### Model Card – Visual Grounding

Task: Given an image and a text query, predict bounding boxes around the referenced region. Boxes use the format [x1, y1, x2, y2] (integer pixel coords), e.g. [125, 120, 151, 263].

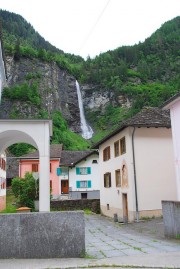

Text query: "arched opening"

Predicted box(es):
[0, 119, 52, 212]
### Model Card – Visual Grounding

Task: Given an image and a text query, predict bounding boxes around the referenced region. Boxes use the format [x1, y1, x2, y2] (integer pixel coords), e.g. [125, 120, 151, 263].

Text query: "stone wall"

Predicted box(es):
[162, 200, 180, 238]
[51, 199, 100, 214]
[0, 211, 85, 258]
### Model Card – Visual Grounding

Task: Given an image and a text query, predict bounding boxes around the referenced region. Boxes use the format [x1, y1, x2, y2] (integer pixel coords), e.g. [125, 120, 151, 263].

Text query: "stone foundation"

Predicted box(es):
[0, 211, 85, 258]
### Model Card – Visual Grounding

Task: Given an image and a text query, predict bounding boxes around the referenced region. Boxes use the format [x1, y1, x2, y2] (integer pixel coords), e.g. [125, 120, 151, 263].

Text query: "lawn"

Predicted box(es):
[0, 188, 17, 213]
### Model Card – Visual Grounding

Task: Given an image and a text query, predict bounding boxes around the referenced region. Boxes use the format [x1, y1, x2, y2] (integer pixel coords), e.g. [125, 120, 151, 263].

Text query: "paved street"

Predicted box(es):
[0, 213, 180, 269]
[85, 213, 180, 259]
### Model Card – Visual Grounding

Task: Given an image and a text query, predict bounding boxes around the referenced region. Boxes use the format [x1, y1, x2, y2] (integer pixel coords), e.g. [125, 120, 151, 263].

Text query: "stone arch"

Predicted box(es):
[0, 119, 52, 212]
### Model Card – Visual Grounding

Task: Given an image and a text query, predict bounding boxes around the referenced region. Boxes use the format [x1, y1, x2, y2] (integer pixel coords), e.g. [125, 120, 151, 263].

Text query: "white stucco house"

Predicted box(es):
[162, 91, 180, 200]
[57, 150, 100, 199]
[93, 107, 177, 222]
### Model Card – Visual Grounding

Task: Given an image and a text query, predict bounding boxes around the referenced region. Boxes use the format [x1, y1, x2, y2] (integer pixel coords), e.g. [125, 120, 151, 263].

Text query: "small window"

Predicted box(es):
[115, 169, 121, 187]
[76, 180, 92, 188]
[76, 167, 91, 175]
[114, 141, 120, 157]
[107, 204, 110, 210]
[120, 137, 126, 155]
[103, 146, 110, 161]
[104, 173, 111, 188]
[32, 163, 38, 172]
[81, 193, 87, 199]
[50, 163, 52, 173]
[92, 160, 98, 164]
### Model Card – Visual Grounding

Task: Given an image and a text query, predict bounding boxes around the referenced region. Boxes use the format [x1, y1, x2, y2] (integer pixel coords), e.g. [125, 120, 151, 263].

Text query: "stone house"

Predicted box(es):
[93, 107, 177, 222]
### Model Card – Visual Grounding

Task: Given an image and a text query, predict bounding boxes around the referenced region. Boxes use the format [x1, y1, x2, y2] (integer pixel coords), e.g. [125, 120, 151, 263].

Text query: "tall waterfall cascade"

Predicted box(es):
[75, 80, 93, 139]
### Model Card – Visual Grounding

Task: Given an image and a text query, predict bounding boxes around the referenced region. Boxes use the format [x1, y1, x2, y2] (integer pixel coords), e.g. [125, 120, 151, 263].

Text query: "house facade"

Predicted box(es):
[19, 144, 62, 199]
[163, 91, 180, 200]
[0, 152, 6, 211]
[58, 150, 100, 199]
[93, 107, 177, 222]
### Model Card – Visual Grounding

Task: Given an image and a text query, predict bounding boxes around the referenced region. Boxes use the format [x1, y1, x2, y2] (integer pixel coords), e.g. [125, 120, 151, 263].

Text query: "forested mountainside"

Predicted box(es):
[0, 9, 179, 155]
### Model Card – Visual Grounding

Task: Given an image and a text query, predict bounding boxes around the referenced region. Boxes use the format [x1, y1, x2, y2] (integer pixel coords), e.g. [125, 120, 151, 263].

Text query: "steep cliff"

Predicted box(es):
[0, 56, 82, 133]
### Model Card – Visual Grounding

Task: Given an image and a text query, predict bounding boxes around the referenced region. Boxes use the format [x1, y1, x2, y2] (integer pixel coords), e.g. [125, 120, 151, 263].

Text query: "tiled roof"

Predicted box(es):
[123, 107, 170, 127]
[60, 150, 98, 166]
[19, 144, 63, 159]
[161, 91, 180, 108]
[93, 107, 170, 148]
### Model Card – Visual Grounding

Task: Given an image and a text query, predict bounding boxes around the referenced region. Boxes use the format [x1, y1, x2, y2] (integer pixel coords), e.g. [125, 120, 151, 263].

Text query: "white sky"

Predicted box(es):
[0, 0, 179, 59]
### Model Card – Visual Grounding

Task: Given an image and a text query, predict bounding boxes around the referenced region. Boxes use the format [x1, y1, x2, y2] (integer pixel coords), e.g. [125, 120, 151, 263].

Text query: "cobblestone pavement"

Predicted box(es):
[85, 213, 180, 259]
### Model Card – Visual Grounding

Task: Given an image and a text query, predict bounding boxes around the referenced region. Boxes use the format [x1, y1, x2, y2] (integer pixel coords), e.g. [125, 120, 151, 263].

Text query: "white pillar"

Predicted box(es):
[39, 156, 50, 212]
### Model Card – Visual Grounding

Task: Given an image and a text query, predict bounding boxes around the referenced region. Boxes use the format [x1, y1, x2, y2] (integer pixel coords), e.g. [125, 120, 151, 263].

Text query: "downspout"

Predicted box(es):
[132, 127, 139, 222]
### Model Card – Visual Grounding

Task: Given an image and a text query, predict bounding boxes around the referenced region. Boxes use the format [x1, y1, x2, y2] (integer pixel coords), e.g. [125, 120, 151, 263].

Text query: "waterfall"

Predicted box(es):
[75, 80, 93, 139]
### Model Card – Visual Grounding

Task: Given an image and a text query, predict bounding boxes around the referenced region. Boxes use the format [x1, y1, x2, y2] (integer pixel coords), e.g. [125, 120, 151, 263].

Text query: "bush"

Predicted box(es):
[12, 172, 39, 209]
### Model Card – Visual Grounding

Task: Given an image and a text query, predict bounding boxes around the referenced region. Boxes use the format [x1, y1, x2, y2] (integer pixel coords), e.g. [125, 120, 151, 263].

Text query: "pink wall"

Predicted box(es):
[19, 159, 60, 197]
[0, 196, 6, 211]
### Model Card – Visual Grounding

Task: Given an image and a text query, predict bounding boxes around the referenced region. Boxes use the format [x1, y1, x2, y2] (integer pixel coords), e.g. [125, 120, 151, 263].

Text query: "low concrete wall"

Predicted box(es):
[0, 211, 85, 258]
[162, 200, 180, 238]
[51, 199, 100, 214]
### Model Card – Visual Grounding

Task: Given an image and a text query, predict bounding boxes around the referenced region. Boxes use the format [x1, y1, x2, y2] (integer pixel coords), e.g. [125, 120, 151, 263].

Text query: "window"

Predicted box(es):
[76, 180, 92, 188]
[76, 167, 91, 175]
[103, 146, 110, 161]
[57, 167, 68, 176]
[120, 137, 126, 155]
[92, 160, 98, 164]
[104, 173, 111, 188]
[32, 164, 38, 172]
[114, 141, 120, 157]
[107, 204, 110, 210]
[50, 180, 52, 189]
[115, 169, 121, 187]
[50, 163, 52, 173]
[81, 193, 87, 199]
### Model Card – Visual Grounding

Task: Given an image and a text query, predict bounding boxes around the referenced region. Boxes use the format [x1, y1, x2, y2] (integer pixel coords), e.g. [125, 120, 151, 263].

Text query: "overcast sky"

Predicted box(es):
[0, 0, 179, 59]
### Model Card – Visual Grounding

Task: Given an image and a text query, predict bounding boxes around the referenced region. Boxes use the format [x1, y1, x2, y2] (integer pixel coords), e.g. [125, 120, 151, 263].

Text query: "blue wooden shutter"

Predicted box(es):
[76, 181, 80, 188]
[76, 167, 80, 175]
[57, 168, 61, 176]
[87, 167, 91, 174]
[88, 180, 91, 188]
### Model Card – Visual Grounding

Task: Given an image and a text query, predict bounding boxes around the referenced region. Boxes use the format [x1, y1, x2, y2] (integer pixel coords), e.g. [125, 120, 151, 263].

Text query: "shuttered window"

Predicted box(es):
[32, 164, 38, 172]
[76, 180, 92, 188]
[104, 173, 111, 188]
[103, 146, 111, 161]
[76, 167, 91, 175]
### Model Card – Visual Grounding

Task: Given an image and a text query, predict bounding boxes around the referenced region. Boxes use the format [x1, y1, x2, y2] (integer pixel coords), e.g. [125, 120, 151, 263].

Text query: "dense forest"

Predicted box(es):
[0, 9, 179, 154]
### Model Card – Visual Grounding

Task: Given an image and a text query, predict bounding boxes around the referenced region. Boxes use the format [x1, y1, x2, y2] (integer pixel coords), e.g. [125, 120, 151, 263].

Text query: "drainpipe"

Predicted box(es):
[132, 127, 139, 222]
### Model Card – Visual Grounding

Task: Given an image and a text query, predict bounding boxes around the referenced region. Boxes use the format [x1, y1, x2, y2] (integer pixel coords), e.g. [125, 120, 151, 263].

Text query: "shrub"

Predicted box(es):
[12, 172, 39, 209]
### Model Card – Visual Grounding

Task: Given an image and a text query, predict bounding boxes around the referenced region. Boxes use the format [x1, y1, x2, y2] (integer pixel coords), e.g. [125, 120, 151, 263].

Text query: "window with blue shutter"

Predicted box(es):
[76, 181, 80, 188]
[87, 167, 91, 174]
[57, 168, 61, 176]
[88, 180, 92, 188]
[76, 167, 80, 175]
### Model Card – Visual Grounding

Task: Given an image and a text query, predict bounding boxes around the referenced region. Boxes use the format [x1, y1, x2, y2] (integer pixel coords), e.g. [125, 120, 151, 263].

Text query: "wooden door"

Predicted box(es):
[61, 180, 69, 194]
[122, 193, 128, 223]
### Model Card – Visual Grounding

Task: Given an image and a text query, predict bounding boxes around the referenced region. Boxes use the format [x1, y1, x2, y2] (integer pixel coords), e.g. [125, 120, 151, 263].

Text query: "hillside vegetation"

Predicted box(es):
[0, 9, 179, 153]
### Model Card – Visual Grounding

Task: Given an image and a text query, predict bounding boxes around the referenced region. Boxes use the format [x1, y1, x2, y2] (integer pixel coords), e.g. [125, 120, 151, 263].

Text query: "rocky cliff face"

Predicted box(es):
[1, 56, 81, 132]
[0, 56, 131, 134]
